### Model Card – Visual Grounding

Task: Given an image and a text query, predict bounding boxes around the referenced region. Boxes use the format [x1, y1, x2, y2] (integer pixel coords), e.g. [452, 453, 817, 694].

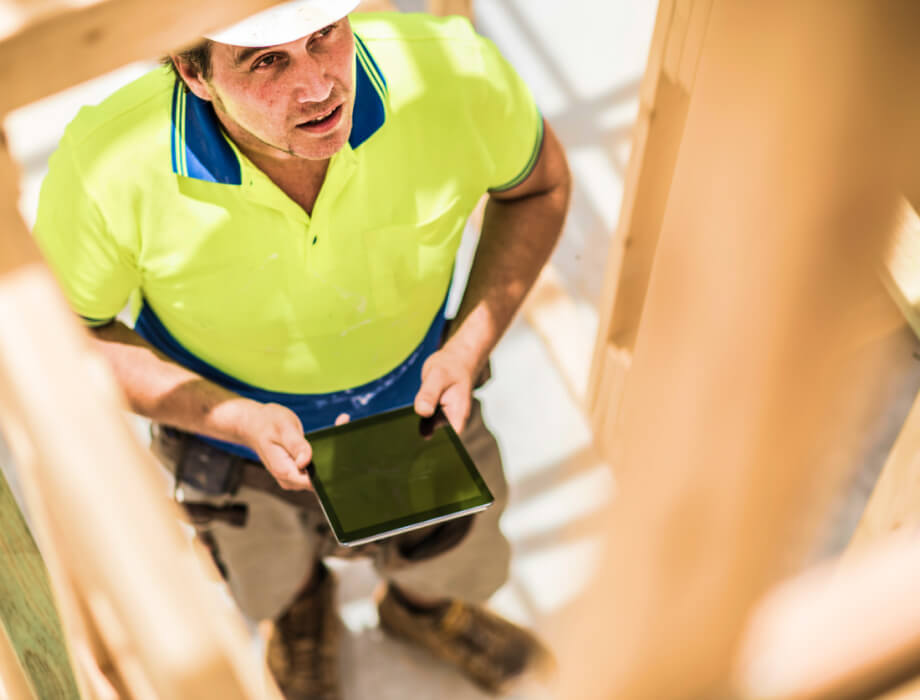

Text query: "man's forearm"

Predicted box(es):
[91, 321, 257, 443]
[447, 174, 571, 372]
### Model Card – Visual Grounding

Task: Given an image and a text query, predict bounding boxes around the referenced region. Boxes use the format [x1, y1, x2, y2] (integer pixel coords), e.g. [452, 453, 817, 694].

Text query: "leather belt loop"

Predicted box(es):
[168, 427, 191, 504]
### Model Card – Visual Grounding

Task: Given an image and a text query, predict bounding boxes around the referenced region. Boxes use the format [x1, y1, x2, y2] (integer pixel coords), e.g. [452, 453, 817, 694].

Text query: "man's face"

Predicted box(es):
[196, 19, 355, 162]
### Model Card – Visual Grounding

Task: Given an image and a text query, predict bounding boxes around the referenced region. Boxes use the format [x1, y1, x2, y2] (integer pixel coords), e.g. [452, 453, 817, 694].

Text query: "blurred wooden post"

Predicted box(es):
[356, 0, 398, 12]
[0, 618, 36, 700]
[561, 1, 920, 698]
[586, 0, 715, 460]
[0, 0, 337, 696]
[426, 0, 472, 20]
[0, 0, 284, 115]
[736, 534, 920, 700]
[848, 387, 920, 552]
[0, 466, 79, 698]
[845, 200, 920, 553]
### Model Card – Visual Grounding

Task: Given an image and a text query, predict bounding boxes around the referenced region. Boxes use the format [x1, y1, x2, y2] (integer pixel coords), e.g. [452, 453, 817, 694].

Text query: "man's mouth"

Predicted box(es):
[297, 104, 343, 132]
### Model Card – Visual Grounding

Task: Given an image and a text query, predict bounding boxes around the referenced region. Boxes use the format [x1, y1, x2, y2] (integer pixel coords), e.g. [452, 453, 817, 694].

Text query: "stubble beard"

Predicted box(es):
[212, 89, 350, 162]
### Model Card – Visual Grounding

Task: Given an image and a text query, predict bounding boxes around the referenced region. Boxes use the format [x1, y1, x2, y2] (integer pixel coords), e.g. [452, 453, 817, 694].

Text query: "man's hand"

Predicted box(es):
[238, 402, 313, 490]
[414, 343, 480, 434]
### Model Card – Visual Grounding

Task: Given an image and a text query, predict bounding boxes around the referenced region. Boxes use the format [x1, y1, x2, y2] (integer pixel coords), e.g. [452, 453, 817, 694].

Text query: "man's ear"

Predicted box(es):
[171, 56, 213, 103]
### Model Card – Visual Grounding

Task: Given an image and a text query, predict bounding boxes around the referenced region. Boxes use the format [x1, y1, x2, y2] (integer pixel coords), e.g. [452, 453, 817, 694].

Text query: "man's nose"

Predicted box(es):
[290, 56, 333, 104]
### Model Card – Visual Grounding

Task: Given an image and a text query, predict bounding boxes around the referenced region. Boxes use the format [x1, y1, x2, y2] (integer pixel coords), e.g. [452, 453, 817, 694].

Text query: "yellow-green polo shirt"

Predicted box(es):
[33, 12, 542, 443]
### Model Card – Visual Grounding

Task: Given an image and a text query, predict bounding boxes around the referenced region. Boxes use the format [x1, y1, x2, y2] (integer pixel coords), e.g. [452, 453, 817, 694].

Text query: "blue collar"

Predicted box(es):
[170, 32, 387, 185]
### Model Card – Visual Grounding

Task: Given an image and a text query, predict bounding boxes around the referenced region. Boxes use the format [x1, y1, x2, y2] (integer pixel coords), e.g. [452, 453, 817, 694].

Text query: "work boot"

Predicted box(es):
[377, 586, 555, 695]
[266, 562, 341, 700]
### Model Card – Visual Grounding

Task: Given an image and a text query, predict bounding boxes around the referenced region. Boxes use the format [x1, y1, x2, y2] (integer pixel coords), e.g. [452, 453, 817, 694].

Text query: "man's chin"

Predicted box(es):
[289, 132, 349, 161]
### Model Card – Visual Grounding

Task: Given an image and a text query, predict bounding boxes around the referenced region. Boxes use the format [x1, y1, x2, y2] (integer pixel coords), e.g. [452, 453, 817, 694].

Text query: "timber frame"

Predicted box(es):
[3, 0, 920, 698]
[564, 2, 920, 699]
[0, 1, 470, 697]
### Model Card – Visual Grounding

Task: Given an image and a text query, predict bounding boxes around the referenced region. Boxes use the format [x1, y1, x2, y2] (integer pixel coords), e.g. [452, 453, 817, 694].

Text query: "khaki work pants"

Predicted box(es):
[151, 399, 511, 622]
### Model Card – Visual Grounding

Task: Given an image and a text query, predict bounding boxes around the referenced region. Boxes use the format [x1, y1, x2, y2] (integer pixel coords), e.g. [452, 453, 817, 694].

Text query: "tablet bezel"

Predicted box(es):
[305, 406, 494, 546]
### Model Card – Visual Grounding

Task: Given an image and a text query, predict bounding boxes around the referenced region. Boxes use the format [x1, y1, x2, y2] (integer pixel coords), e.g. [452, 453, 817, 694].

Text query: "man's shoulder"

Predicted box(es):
[59, 66, 175, 173]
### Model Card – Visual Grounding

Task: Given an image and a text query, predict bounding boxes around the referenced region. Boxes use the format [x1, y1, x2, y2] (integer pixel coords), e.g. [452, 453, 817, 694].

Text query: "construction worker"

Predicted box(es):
[33, 0, 570, 696]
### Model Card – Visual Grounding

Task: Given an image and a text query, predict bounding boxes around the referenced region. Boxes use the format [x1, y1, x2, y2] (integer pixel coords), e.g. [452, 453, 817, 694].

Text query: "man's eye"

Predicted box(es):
[310, 23, 336, 45]
[253, 54, 277, 70]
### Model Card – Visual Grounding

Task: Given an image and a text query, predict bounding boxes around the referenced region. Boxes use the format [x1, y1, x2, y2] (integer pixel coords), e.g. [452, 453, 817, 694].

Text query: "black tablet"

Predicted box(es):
[304, 406, 494, 546]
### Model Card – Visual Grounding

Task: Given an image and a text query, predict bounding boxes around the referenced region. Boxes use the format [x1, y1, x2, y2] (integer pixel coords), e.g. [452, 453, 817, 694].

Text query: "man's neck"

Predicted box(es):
[214, 109, 331, 216]
[246, 150, 330, 216]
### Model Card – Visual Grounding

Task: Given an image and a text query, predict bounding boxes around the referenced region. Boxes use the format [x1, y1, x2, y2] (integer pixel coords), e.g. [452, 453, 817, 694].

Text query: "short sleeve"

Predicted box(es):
[473, 36, 544, 192]
[33, 136, 140, 327]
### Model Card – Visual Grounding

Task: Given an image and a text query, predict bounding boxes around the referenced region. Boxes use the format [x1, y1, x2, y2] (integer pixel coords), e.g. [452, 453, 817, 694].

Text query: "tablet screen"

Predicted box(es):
[305, 406, 493, 545]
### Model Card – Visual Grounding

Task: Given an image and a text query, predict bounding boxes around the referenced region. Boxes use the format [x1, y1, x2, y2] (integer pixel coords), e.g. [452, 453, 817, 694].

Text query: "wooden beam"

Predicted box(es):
[677, 0, 714, 92]
[878, 675, 920, 700]
[521, 266, 591, 407]
[586, 70, 692, 443]
[662, 0, 691, 83]
[848, 387, 920, 552]
[736, 535, 920, 700]
[586, 0, 705, 441]
[0, 467, 78, 698]
[356, 0, 398, 12]
[560, 1, 920, 697]
[0, 618, 35, 700]
[0, 0, 284, 114]
[426, 0, 473, 20]
[0, 139, 281, 697]
[881, 199, 920, 340]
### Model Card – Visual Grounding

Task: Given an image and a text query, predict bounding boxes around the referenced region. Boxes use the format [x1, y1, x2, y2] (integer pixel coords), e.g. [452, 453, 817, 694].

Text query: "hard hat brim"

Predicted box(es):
[205, 0, 361, 47]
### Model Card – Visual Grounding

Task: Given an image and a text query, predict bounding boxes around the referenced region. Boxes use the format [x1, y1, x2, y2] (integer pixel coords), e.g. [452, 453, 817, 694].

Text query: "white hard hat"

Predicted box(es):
[205, 0, 361, 47]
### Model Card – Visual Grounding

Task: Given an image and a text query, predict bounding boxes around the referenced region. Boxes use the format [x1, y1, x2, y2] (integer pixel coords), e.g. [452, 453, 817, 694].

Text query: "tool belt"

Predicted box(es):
[160, 358, 492, 534]
[163, 427, 314, 528]
[159, 424, 474, 560]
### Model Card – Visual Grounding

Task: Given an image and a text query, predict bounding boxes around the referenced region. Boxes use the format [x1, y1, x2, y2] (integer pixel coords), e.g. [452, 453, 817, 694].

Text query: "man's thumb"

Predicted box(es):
[280, 426, 311, 468]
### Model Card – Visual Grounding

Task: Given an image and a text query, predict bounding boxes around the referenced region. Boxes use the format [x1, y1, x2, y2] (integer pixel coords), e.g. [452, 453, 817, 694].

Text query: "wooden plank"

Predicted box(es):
[589, 342, 616, 453]
[521, 265, 591, 408]
[586, 72, 691, 419]
[356, 0, 398, 12]
[881, 199, 920, 339]
[0, 465, 78, 698]
[0, 0, 285, 114]
[846, 206, 920, 557]
[848, 389, 920, 552]
[639, 0, 677, 109]
[662, 0, 692, 82]
[677, 0, 714, 91]
[736, 535, 920, 700]
[0, 141, 282, 697]
[878, 675, 920, 700]
[593, 344, 631, 463]
[561, 0, 920, 696]
[586, 0, 693, 422]
[426, 0, 473, 20]
[0, 580, 37, 700]
[0, 269, 283, 698]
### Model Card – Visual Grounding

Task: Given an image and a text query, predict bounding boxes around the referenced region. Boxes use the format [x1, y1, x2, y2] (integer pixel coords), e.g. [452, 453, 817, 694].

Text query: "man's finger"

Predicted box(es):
[440, 385, 471, 434]
[276, 469, 313, 491]
[418, 408, 449, 438]
[335, 413, 351, 426]
[277, 421, 312, 469]
[415, 365, 448, 416]
[263, 443, 313, 490]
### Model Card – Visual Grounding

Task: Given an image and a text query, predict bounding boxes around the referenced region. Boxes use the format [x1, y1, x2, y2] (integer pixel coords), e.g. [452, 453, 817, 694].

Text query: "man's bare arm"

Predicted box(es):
[414, 120, 572, 431]
[92, 322, 313, 489]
